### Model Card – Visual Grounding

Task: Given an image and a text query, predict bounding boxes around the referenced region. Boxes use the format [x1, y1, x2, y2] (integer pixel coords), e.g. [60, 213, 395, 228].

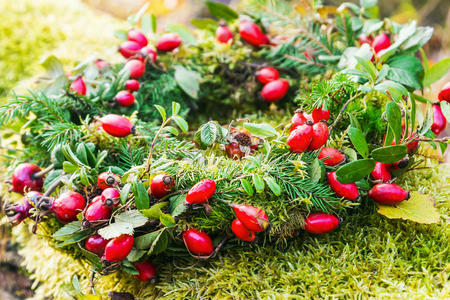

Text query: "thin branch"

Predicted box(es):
[329, 92, 363, 133]
[284, 54, 326, 68]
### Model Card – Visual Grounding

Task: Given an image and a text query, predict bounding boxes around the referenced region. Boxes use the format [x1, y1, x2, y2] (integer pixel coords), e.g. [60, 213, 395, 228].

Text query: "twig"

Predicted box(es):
[284, 54, 326, 68]
[414, 137, 450, 143]
[329, 92, 363, 133]
[32, 164, 54, 179]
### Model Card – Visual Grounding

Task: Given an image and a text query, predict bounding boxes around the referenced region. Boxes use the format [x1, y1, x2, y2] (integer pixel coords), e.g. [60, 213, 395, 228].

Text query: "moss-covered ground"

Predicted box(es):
[1, 0, 449, 299]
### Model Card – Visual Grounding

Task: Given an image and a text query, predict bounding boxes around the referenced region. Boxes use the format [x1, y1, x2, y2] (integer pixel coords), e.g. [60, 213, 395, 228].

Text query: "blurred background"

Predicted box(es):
[0, 0, 449, 299]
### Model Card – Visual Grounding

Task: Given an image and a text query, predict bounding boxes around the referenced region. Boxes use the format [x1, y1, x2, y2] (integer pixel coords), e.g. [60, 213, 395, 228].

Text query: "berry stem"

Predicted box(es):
[32, 164, 54, 179]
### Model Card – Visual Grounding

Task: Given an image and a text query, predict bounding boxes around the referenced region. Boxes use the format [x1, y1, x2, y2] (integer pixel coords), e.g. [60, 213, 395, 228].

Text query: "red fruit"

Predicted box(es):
[370, 162, 391, 183]
[127, 29, 148, 47]
[185, 179, 216, 204]
[261, 79, 289, 102]
[150, 174, 175, 198]
[239, 21, 269, 47]
[97, 171, 120, 190]
[104, 234, 134, 262]
[216, 24, 233, 43]
[95, 59, 109, 70]
[101, 188, 121, 207]
[11, 163, 44, 194]
[326, 172, 359, 201]
[312, 106, 330, 123]
[139, 47, 157, 63]
[438, 82, 450, 102]
[119, 41, 142, 58]
[84, 199, 112, 224]
[232, 203, 269, 232]
[431, 103, 447, 135]
[125, 79, 140, 92]
[406, 138, 419, 154]
[182, 228, 214, 256]
[70, 76, 87, 96]
[124, 59, 146, 79]
[225, 142, 245, 159]
[100, 114, 134, 137]
[368, 183, 409, 205]
[372, 33, 391, 53]
[286, 124, 313, 153]
[358, 34, 373, 45]
[256, 67, 279, 84]
[291, 111, 313, 132]
[231, 219, 256, 242]
[308, 121, 329, 151]
[156, 33, 182, 52]
[304, 212, 339, 234]
[134, 262, 157, 283]
[51, 191, 86, 223]
[318, 147, 345, 166]
[115, 90, 135, 107]
[85, 234, 109, 256]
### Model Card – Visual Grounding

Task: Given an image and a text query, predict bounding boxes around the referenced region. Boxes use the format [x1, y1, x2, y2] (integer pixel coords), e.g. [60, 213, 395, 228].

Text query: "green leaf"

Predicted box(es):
[241, 178, 254, 196]
[420, 103, 433, 135]
[114, 29, 128, 41]
[151, 14, 157, 33]
[132, 182, 150, 210]
[386, 102, 402, 144]
[169, 194, 187, 217]
[402, 26, 433, 52]
[154, 105, 166, 121]
[160, 213, 176, 227]
[172, 102, 181, 116]
[308, 158, 323, 184]
[98, 222, 134, 240]
[205, 1, 238, 21]
[141, 202, 168, 219]
[174, 65, 201, 99]
[123, 265, 139, 276]
[173, 116, 189, 132]
[374, 80, 408, 102]
[148, 230, 168, 255]
[441, 102, 450, 121]
[55, 230, 92, 248]
[164, 126, 179, 136]
[243, 123, 277, 138]
[167, 24, 196, 45]
[386, 55, 424, 90]
[423, 58, 450, 86]
[360, 0, 377, 9]
[200, 122, 218, 146]
[135, 231, 160, 249]
[377, 192, 440, 224]
[264, 176, 281, 196]
[371, 145, 408, 163]
[120, 183, 131, 205]
[40, 55, 65, 78]
[355, 56, 377, 82]
[63, 161, 78, 173]
[191, 18, 218, 30]
[336, 159, 376, 183]
[78, 245, 102, 271]
[362, 19, 383, 35]
[348, 127, 369, 158]
[72, 275, 82, 295]
[141, 14, 152, 35]
[53, 221, 82, 241]
[76, 143, 89, 165]
[127, 249, 146, 262]
[116, 210, 147, 228]
[344, 148, 358, 162]
[252, 173, 265, 193]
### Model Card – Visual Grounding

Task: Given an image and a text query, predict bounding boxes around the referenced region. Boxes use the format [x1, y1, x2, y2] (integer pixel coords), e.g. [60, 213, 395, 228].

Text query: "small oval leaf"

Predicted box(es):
[348, 127, 369, 158]
[371, 145, 408, 163]
[336, 159, 376, 183]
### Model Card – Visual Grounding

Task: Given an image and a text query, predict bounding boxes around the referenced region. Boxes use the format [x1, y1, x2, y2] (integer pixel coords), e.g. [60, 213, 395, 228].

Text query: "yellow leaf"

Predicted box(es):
[377, 192, 441, 224]
[77, 295, 101, 300]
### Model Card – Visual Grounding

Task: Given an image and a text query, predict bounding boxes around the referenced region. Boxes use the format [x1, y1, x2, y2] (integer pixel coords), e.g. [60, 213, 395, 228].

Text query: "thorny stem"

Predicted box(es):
[329, 92, 363, 133]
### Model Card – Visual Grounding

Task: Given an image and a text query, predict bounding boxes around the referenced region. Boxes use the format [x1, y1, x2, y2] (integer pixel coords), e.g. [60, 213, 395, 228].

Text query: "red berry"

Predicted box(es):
[431, 103, 447, 135]
[70, 76, 87, 96]
[286, 124, 313, 153]
[100, 114, 134, 137]
[261, 79, 289, 102]
[115, 90, 135, 107]
[182, 228, 214, 256]
[150, 174, 175, 198]
[326, 172, 359, 201]
[216, 24, 233, 43]
[85, 234, 109, 256]
[139, 47, 157, 63]
[101, 188, 121, 207]
[84, 198, 112, 224]
[97, 171, 120, 190]
[11, 163, 44, 194]
[125, 79, 140, 92]
[127, 29, 148, 47]
[304, 212, 339, 234]
[370, 162, 391, 183]
[134, 261, 157, 283]
[95, 59, 109, 70]
[239, 21, 269, 47]
[124, 59, 146, 79]
[405, 137, 419, 154]
[368, 183, 409, 205]
[119, 41, 142, 58]
[358, 34, 373, 45]
[256, 67, 279, 84]
[225, 142, 245, 159]
[308, 121, 329, 151]
[291, 110, 313, 132]
[312, 106, 330, 123]
[372, 33, 391, 53]
[318, 147, 345, 166]
[232, 203, 269, 232]
[51, 191, 86, 223]
[104, 234, 134, 262]
[156, 33, 182, 52]
[185, 179, 216, 204]
[231, 219, 256, 242]
[438, 82, 450, 103]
